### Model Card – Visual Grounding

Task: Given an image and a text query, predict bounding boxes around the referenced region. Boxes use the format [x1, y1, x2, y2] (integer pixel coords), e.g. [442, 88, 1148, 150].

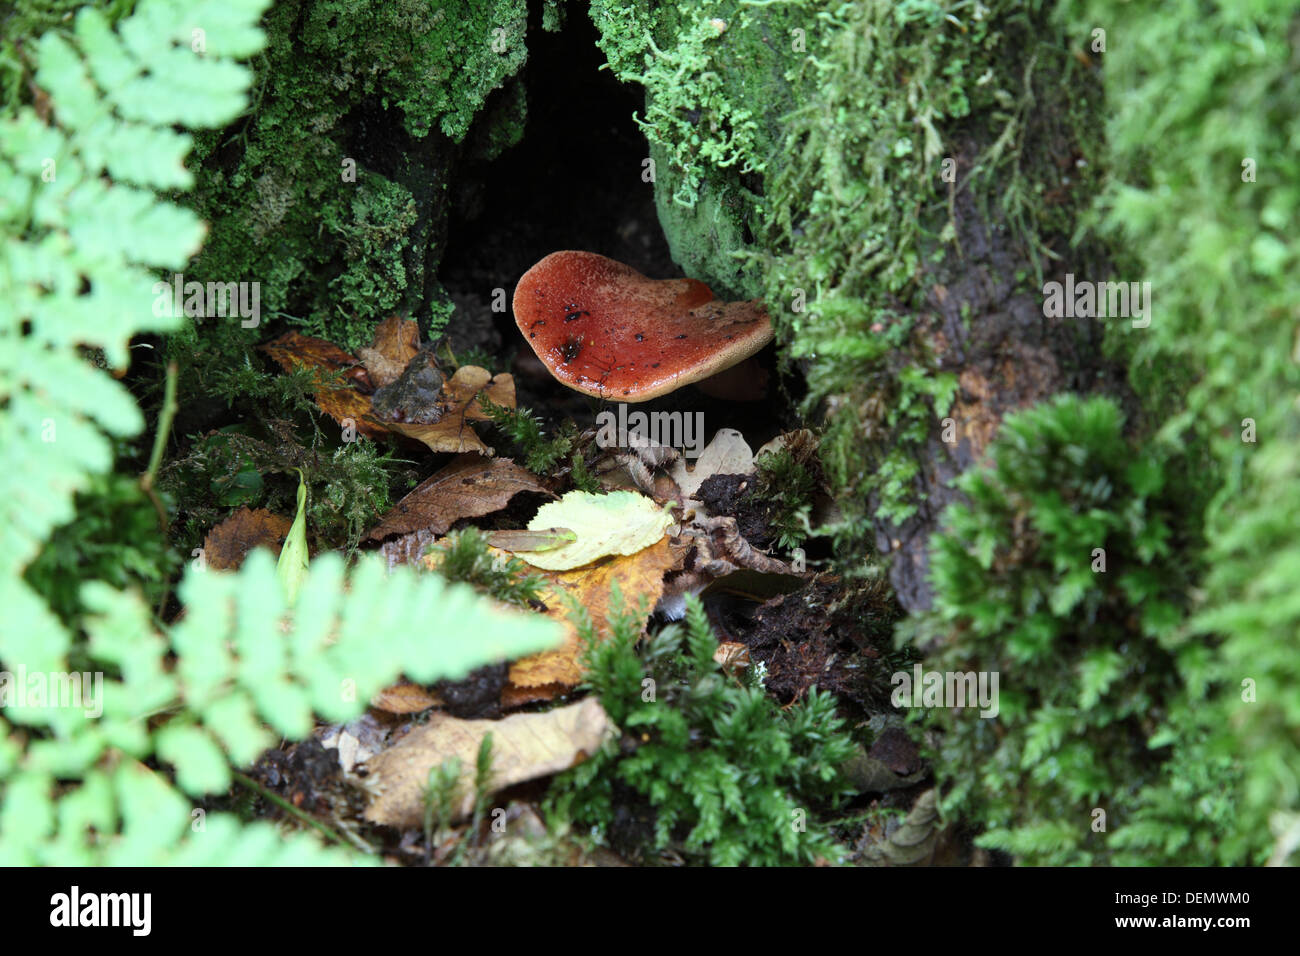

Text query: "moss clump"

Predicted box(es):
[549, 592, 856, 866]
[759, 3, 1108, 549]
[902, 394, 1252, 864]
[588, 0, 796, 297]
[1054, 0, 1300, 864]
[24, 468, 180, 629]
[186, 0, 530, 350]
[753, 436, 820, 552]
[159, 321, 410, 557]
[478, 396, 598, 490]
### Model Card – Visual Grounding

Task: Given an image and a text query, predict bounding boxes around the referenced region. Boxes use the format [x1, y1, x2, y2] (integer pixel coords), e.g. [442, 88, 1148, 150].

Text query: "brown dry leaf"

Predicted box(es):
[263, 331, 510, 453]
[713, 642, 751, 674]
[380, 367, 516, 455]
[506, 536, 676, 690]
[202, 507, 293, 570]
[383, 418, 492, 455]
[262, 329, 360, 374]
[364, 455, 551, 541]
[261, 331, 386, 438]
[356, 316, 420, 388]
[370, 681, 440, 715]
[363, 697, 613, 827]
[445, 366, 516, 421]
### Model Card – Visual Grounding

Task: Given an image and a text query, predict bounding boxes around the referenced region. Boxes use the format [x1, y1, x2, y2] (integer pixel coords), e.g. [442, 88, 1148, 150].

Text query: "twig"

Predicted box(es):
[139, 360, 178, 531]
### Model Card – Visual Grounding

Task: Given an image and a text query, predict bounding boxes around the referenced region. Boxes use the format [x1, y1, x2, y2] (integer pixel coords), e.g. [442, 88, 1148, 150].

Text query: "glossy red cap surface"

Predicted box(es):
[513, 251, 772, 402]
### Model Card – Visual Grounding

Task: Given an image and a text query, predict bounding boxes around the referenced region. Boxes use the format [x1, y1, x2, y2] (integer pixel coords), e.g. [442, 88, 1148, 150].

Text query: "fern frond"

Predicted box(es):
[0, 0, 561, 865]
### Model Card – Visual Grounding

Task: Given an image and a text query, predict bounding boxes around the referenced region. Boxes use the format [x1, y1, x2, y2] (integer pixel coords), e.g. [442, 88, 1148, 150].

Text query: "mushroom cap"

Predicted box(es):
[513, 251, 772, 402]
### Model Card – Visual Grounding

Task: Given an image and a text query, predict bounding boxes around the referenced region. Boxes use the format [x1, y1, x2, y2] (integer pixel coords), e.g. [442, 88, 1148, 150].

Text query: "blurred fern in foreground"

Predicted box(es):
[0, 0, 559, 865]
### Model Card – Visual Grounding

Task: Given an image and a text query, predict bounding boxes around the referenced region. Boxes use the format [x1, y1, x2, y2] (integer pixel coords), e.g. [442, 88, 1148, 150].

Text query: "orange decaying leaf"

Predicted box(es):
[261, 327, 516, 453]
[356, 316, 420, 388]
[503, 536, 677, 691]
[261, 331, 388, 438]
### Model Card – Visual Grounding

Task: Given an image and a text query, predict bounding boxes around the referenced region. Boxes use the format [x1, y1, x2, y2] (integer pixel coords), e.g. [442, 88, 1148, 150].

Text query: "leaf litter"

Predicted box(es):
[238, 320, 881, 861]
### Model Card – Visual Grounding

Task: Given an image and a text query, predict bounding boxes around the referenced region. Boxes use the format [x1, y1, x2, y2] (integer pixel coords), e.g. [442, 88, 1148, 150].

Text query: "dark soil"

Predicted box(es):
[696, 473, 772, 549]
[705, 576, 902, 716]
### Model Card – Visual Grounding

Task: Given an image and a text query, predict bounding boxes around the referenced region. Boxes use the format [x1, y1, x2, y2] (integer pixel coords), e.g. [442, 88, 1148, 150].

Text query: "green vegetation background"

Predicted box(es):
[1, 0, 1296, 864]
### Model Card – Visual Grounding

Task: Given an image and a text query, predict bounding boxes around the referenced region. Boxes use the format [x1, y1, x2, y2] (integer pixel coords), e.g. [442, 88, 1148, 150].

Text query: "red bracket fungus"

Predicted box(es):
[513, 251, 773, 402]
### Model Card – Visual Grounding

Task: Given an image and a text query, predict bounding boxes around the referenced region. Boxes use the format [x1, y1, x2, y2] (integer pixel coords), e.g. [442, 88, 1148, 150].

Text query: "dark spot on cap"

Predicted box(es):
[651, 362, 660, 368]
[635, 333, 644, 341]
[675, 334, 687, 340]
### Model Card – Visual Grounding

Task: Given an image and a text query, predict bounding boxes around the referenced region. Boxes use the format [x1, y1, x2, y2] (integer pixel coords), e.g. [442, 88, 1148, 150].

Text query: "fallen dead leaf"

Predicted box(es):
[263, 327, 512, 453]
[512, 490, 675, 571]
[261, 331, 385, 438]
[363, 697, 613, 827]
[669, 428, 754, 504]
[444, 365, 516, 421]
[370, 680, 441, 715]
[365, 455, 551, 541]
[499, 681, 569, 709]
[356, 316, 420, 389]
[504, 535, 676, 690]
[713, 642, 751, 674]
[202, 507, 293, 570]
[381, 367, 516, 455]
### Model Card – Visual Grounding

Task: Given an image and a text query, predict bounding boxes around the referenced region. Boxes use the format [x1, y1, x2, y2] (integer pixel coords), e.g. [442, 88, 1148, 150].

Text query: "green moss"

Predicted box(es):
[186, 0, 530, 351]
[651, 140, 762, 298]
[1056, 0, 1300, 864]
[429, 528, 547, 610]
[757, 3, 1106, 546]
[24, 468, 180, 629]
[479, 395, 597, 488]
[753, 439, 818, 551]
[159, 317, 413, 556]
[901, 394, 1252, 864]
[549, 591, 856, 866]
[588, 0, 795, 296]
[590, 1, 1106, 562]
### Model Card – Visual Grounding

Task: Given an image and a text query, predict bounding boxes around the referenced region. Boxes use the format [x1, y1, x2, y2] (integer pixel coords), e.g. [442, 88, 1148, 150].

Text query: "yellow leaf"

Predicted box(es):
[513, 490, 674, 570]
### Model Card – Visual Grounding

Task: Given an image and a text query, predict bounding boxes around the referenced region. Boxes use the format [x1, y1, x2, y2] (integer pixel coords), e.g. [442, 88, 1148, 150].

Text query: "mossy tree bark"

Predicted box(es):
[593, 1, 1126, 609]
